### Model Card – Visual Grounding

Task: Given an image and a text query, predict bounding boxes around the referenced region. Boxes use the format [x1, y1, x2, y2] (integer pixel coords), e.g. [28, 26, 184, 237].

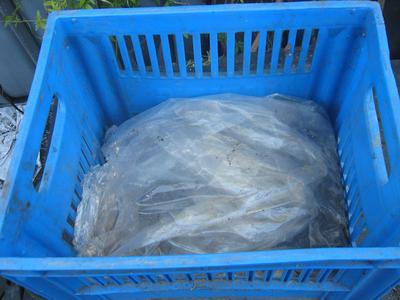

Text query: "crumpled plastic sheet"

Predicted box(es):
[74, 94, 348, 257]
[0, 106, 23, 189]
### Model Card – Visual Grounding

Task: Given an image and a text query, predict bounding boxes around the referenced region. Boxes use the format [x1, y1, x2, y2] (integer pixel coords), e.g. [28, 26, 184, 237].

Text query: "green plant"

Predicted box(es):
[235, 40, 244, 54]
[44, 0, 95, 11]
[35, 10, 46, 30]
[155, 0, 175, 6]
[98, 0, 139, 8]
[3, 0, 140, 30]
[218, 33, 226, 45]
[3, 1, 22, 27]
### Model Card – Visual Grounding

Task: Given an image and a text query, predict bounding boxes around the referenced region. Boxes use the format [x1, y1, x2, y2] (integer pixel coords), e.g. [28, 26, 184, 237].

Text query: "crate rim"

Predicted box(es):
[0, 247, 400, 274]
[46, 1, 381, 19]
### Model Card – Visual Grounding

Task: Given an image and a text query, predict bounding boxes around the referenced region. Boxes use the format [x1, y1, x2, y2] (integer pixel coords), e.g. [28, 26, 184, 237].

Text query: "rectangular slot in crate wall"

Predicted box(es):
[83, 27, 335, 116]
[107, 28, 320, 79]
[75, 267, 350, 298]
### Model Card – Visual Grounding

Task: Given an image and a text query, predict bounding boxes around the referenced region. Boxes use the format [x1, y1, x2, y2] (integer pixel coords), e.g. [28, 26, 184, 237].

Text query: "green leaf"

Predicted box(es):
[4, 15, 14, 27]
[44, 0, 68, 12]
[35, 10, 46, 30]
[77, 0, 96, 9]
[98, 0, 139, 8]
[235, 40, 244, 54]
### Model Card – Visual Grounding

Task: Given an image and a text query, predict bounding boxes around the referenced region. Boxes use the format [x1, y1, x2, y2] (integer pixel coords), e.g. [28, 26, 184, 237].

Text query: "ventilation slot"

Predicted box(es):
[164, 274, 173, 282]
[152, 35, 165, 76]
[308, 270, 321, 283]
[66, 134, 97, 240]
[327, 269, 344, 282]
[110, 276, 123, 285]
[33, 96, 58, 191]
[291, 29, 305, 71]
[277, 30, 289, 72]
[81, 269, 349, 292]
[80, 148, 91, 169]
[66, 215, 75, 228]
[305, 29, 319, 71]
[344, 160, 368, 246]
[210, 32, 219, 77]
[70, 201, 77, 212]
[124, 35, 138, 72]
[373, 87, 391, 177]
[160, 34, 173, 77]
[109, 36, 125, 71]
[350, 208, 368, 246]
[62, 230, 73, 246]
[128, 276, 139, 284]
[218, 33, 227, 75]
[270, 30, 282, 73]
[201, 33, 211, 76]
[365, 87, 391, 184]
[233, 272, 245, 280]
[139, 35, 152, 73]
[234, 32, 244, 75]
[241, 31, 251, 75]
[272, 270, 284, 281]
[111, 29, 320, 77]
[80, 149, 91, 171]
[220, 31, 232, 77]
[248, 32, 259, 74]
[194, 273, 207, 280]
[296, 29, 312, 72]
[132, 35, 147, 75]
[263, 31, 274, 73]
[81, 133, 97, 167]
[291, 270, 302, 282]
[183, 34, 194, 75]
[146, 34, 160, 77]
[168, 34, 179, 74]
[318, 270, 330, 282]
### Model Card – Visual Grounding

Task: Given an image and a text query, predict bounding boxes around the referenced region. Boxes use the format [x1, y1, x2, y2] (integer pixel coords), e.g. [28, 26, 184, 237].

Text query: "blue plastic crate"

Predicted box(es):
[0, 1, 400, 299]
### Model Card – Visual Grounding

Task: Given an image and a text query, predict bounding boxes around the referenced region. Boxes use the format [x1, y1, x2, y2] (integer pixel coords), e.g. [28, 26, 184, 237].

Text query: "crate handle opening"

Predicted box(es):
[32, 95, 59, 191]
[365, 87, 391, 184]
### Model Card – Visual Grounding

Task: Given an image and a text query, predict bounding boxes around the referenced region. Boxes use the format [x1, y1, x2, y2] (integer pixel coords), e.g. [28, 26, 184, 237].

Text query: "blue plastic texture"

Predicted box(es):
[0, 1, 400, 299]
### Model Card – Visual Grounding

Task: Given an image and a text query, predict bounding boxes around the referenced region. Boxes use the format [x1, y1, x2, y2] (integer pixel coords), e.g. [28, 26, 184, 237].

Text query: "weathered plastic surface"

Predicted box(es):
[0, 2, 400, 299]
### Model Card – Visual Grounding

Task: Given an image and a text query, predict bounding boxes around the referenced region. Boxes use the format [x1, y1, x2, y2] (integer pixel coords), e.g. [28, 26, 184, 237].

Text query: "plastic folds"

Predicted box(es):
[74, 94, 348, 256]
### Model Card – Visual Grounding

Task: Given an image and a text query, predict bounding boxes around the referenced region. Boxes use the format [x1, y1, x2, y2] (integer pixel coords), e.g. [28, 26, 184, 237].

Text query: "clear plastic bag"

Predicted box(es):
[73, 94, 348, 257]
[0, 106, 23, 189]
